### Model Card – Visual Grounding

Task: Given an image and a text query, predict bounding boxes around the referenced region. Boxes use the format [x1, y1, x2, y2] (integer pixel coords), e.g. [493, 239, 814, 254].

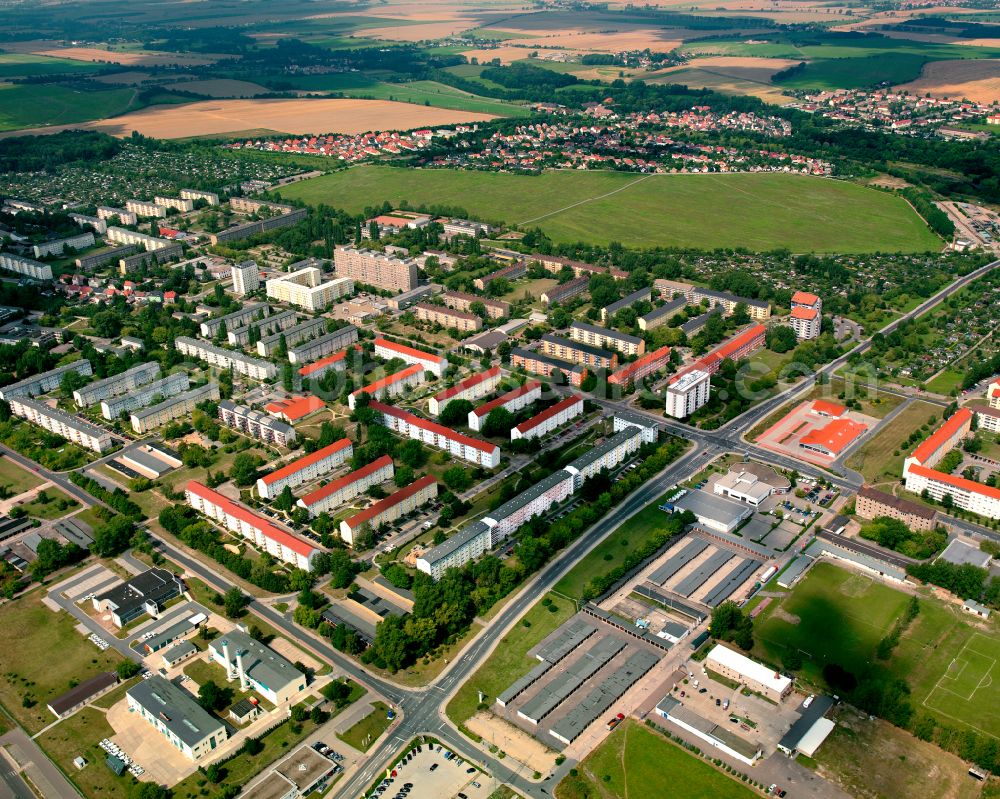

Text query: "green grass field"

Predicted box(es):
[282, 168, 941, 253]
[0, 456, 43, 496]
[556, 720, 757, 799]
[917, 631, 1000, 740]
[0, 54, 106, 78]
[774, 53, 931, 90]
[337, 701, 393, 751]
[844, 399, 940, 481]
[0, 83, 137, 131]
[16, 487, 78, 520]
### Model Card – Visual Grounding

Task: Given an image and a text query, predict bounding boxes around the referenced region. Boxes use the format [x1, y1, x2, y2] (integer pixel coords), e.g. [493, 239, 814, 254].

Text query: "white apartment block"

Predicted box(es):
[175, 338, 277, 381]
[217, 399, 296, 446]
[297, 455, 394, 517]
[199, 302, 269, 338]
[231, 261, 260, 296]
[903, 465, 1000, 519]
[256, 318, 326, 357]
[227, 310, 296, 347]
[568, 322, 645, 356]
[613, 410, 659, 445]
[414, 303, 482, 333]
[130, 383, 220, 434]
[482, 468, 575, 539]
[334, 246, 419, 293]
[100, 372, 189, 420]
[97, 206, 138, 225]
[429, 367, 501, 417]
[564, 427, 641, 489]
[0, 359, 92, 401]
[374, 337, 447, 377]
[265, 266, 353, 311]
[72, 362, 161, 407]
[986, 381, 1000, 411]
[511, 394, 584, 441]
[348, 365, 425, 410]
[229, 197, 292, 215]
[339, 475, 437, 546]
[287, 326, 358, 365]
[0, 252, 53, 281]
[126, 199, 168, 218]
[417, 521, 492, 579]
[468, 380, 542, 431]
[31, 232, 95, 259]
[665, 369, 711, 418]
[106, 227, 174, 252]
[180, 189, 220, 206]
[371, 401, 501, 468]
[10, 397, 113, 452]
[789, 306, 820, 340]
[153, 196, 194, 213]
[256, 438, 353, 499]
[69, 213, 107, 235]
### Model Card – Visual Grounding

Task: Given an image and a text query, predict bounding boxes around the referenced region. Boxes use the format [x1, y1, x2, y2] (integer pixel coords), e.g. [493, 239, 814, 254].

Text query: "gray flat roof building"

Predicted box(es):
[672, 490, 753, 534]
[127, 676, 226, 760]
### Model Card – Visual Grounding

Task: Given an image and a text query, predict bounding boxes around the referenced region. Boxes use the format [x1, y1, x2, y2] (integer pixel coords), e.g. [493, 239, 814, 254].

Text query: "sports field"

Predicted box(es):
[282, 167, 942, 253]
[921, 632, 1000, 739]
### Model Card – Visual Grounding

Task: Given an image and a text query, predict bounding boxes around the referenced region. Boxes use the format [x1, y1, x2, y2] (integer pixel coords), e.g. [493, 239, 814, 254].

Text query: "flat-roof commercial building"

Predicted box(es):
[180, 188, 220, 206]
[665, 369, 710, 419]
[569, 322, 645, 357]
[469, 380, 542, 431]
[639, 297, 686, 332]
[72, 362, 161, 407]
[655, 696, 762, 766]
[297, 455, 394, 517]
[705, 644, 792, 701]
[541, 276, 589, 306]
[334, 246, 419, 293]
[608, 346, 671, 387]
[374, 337, 448, 377]
[442, 290, 509, 320]
[287, 325, 358, 365]
[0, 252, 53, 281]
[126, 199, 168, 218]
[97, 206, 137, 225]
[127, 676, 227, 761]
[856, 485, 936, 530]
[340, 475, 437, 546]
[92, 567, 184, 628]
[564, 427, 641, 489]
[48, 672, 118, 719]
[208, 629, 306, 706]
[175, 337, 277, 381]
[256, 438, 353, 499]
[348, 364, 424, 410]
[541, 334, 617, 369]
[512, 394, 584, 441]
[265, 266, 353, 311]
[692, 288, 771, 320]
[100, 371, 189, 420]
[714, 463, 791, 507]
[200, 302, 270, 339]
[0, 360, 93, 401]
[218, 399, 297, 446]
[671, 489, 753, 534]
[790, 306, 820, 340]
[10, 397, 113, 452]
[429, 367, 501, 417]
[256, 317, 326, 358]
[601, 288, 652, 324]
[131, 382, 220, 434]
[231, 260, 260, 296]
[386, 284, 435, 311]
[510, 348, 587, 387]
[161, 641, 198, 669]
[371, 401, 501, 467]
[186, 481, 321, 570]
[778, 696, 835, 757]
[414, 302, 482, 333]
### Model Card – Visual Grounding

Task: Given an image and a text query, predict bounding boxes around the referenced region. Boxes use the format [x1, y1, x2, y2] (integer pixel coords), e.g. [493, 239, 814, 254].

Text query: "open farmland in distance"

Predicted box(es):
[282, 167, 943, 253]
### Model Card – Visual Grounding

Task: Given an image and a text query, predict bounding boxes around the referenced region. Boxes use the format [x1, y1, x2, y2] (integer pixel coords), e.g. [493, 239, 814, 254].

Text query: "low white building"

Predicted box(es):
[207, 629, 306, 706]
[705, 644, 792, 701]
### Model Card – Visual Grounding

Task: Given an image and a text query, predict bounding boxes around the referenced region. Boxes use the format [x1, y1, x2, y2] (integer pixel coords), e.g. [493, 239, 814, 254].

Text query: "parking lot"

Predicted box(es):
[367, 743, 496, 799]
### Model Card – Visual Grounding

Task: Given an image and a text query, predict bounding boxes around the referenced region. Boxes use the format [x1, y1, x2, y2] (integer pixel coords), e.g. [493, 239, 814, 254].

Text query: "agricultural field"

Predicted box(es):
[0, 53, 107, 78]
[0, 83, 139, 132]
[283, 167, 941, 253]
[896, 58, 1000, 103]
[556, 719, 758, 799]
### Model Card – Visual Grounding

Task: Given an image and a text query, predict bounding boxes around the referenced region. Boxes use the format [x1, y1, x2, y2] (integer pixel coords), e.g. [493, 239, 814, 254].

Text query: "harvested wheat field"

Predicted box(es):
[358, 20, 480, 41]
[32, 46, 218, 66]
[461, 46, 559, 64]
[684, 55, 802, 82]
[164, 79, 271, 98]
[896, 59, 1000, 103]
[652, 66, 795, 104]
[514, 30, 687, 52]
[91, 71, 154, 85]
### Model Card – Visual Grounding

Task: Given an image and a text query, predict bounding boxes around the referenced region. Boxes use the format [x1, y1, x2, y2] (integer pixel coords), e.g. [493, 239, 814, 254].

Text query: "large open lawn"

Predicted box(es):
[0, 83, 138, 131]
[844, 399, 940, 481]
[36, 707, 129, 799]
[282, 167, 941, 253]
[337, 701, 392, 752]
[0, 455, 44, 496]
[556, 719, 757, 799]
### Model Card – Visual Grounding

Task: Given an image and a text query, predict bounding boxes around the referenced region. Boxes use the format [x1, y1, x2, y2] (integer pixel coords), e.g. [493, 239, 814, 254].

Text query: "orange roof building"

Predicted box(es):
[256, 438, 353, 499]
[910, 407, 972, 467]
[339, 475, 438, 546]
[811, 399, 846, 418]
[791, 290, 821, 309]
[799, 418, 868, 457]
[265, 395, 325, 423]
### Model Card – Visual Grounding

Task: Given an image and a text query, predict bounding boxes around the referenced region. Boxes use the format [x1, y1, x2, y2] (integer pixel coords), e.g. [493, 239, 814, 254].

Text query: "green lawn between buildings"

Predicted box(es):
[337, 701, 393, 752]
[0, 456, 44, 497]
[281, 168, 941, 253]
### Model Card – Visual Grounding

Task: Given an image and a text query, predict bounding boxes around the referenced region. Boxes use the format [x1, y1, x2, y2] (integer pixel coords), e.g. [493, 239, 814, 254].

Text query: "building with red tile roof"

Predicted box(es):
[298, 346, 359, 380]
[374, 337, 448, 377]
[798, 418, 868, 457]
[469, 380, 542, 431]
[348, 364, 425, 410]
[339, 475, 437, 546]
[297, 455, 394, 517]
[265, 395, 325, 423]
[256, 439, 353, 499]
[811, 399, 846, 418]
[608, 346, 672, 386]
[429, 367, 501, 417]
[910, 407, 972, 468]
[370, 401, 501, 467]
[791, 290, 821, 310]
[512, 394, 584, 441]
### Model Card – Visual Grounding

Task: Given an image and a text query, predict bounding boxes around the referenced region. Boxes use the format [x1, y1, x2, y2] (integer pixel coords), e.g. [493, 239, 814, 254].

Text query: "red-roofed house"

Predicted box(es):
[265, 395, 325, 423]
[790, 306, 820, 340]
[256, 438, 353, 499]
[374, 338, 448, 377]
[428, 367, 501, 417]
[468, 380, 542, 431]
[608, 346, 671, 386]
[799, 418, 868, 458]
[348, 364, 424, 410]
[298, 346, 359, 380]
[909, 407, 972, 469]
[370, 401, 500, 467]
[297, 455, 394, 517]
[512, 394, 584, 441]
[185, 481, 319, 570]
[339, 475, 438, 546]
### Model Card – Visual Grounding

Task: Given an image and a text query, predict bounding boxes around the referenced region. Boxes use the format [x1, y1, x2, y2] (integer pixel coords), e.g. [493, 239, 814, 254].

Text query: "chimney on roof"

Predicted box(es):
[222, 641, 234, 681]
[236, 651, 248, 691]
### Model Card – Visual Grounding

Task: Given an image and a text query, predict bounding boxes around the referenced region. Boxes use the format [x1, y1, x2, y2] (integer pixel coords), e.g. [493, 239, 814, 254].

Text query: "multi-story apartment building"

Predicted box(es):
[417, 521, 493, 579]
[790, 290, 822, 313]
[374, 337, 448, 377]
[512, 394, 584, 440]
[72, 362, 161, 407]
[186, 481, 320, 570]
[638, 297, 686, 332]
[856, 485, 937, 530]
[789, 306, 820, 340]
[510, 348, 587, 387]
[297, 455, 394, 517]
[97, 206, 138, 225]
[987, 381, 1000, 411]
[473, 261, 526, 292]
[105, 226, 175, 253]
[370, 401, 501, 467]
[601, 288, 652, 324]
[568, 322, 645, 357]
[413, 303, 482, 333]
[200, 303, 270, 339]
[231, 261, 260, 296]
[692, 288, 771, 320]
[334, 246, 419, 293]
[229, 197, 289, 214]
[348, 364, 425, 410]
[180, 189, 220, 206]
[339, 475, 437, 546]
[287, 326, 358, 365]
[10, 398, 113, 452]
[608, 346, 672, 386]
[75, 244, 137, 271]
[101, 372, 190, 420]
[298, 347, 357, 381]
[265, 266, 353, 311]
[227, 309, 297, 347]
[153, 196, 194, 213]
[665, 369, 711, 418]
[126, 199, 168, 218]
[613, 409, 660, 444]
[541, 276, 588, 306]
[975, 404, 1000, 433]
[540, 334, 617, 369]
[654, 279, 696, 303]
[256, 438, 353, 499]
[210, 201, 307, 244]
[440, 218, 493, 240]
[131, 383, 220, 434]
[682, 324, 767, 379]
[32, 232, 95, 259]
[428, 367, 501, 417]
[118, 243, 183, 275]
[256, 318, 326, 357]
[69, 213, 108, 235]
[0, 252, 53, 281]
[564, 427, 641, 488]
[441, 290, 509, 320]
[217, 400, 296, 446]
[0, 359, 92, 401]
[468, 380, 541, 431]
[175, 338, 277, 381]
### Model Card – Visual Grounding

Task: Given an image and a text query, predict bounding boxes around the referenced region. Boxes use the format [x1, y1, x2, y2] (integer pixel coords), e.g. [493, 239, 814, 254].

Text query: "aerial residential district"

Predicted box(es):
[2, 3, 1000, 799]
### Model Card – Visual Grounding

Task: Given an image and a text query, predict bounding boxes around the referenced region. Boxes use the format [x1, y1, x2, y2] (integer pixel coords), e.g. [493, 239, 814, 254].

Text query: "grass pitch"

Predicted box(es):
[282, 167, 941, 253]
[921, 633, 1000, 739]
